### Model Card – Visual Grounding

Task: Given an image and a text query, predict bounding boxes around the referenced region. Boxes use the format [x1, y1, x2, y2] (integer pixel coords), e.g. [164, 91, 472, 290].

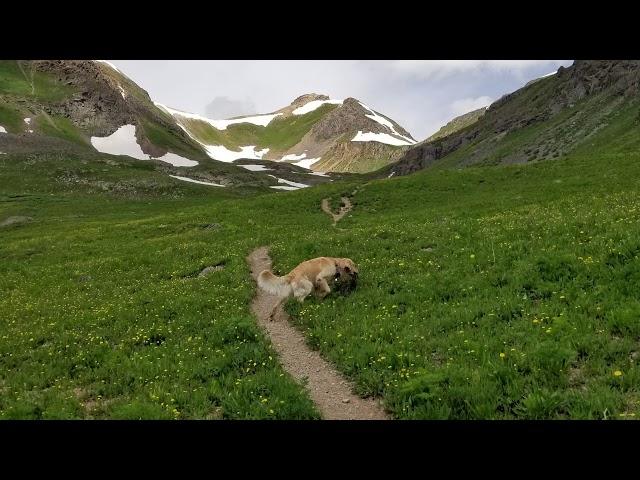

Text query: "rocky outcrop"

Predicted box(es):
[277, 97, 415, 172]
[311, 139, 406, 173]
[26, 60, 201, 157]
[389, 60, 640, 177]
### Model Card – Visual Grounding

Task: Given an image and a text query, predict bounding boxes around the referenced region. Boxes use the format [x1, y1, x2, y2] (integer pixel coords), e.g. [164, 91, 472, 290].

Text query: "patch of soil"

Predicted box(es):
[321, 197, 352, 226]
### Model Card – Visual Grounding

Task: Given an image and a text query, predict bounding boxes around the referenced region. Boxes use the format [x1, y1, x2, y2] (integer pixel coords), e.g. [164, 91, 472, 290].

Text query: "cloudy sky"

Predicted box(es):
[110, 60, 574, 141]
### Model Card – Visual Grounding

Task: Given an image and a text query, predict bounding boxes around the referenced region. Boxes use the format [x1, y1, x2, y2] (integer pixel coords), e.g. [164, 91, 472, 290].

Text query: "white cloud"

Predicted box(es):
[205, 96, 256, 119]
[450, 96, 493, 117]
[385, 60, 571, 79]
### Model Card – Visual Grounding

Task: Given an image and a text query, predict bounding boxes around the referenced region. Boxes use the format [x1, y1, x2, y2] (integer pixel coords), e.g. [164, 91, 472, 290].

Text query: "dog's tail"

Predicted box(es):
[257, 270, 293, 298]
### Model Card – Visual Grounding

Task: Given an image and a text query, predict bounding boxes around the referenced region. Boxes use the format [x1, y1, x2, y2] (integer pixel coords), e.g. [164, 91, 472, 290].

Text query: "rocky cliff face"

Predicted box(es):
[7, 60, 202, 158]
[31, 60, 136, 136]
[389, 60, 640, 177]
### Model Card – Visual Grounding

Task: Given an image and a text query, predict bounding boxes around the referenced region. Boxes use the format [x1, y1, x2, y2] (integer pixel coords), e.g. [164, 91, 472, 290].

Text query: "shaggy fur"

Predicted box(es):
[257, 257, 358, 320]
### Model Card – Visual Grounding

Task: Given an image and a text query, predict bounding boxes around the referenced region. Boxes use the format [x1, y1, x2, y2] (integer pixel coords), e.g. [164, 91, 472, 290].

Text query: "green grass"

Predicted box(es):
[34, 114, 90, 147]
[140, 119, 208, 160]
[2, 112, 640, 418]
[0, 104, 25, 133]
[177, 103, 339, 153]
[0, 60, 75, 103]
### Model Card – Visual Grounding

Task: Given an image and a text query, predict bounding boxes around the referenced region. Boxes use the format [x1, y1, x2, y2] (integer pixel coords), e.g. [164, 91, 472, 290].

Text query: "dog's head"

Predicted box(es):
[335, 258, 359, 281]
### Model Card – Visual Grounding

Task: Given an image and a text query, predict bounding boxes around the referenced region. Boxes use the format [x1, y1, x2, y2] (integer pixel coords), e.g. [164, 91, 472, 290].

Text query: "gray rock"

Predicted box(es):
[0, 216, 33, 227]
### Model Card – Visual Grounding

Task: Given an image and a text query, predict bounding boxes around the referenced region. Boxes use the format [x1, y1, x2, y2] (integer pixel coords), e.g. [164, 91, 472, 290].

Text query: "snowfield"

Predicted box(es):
[156, 152, 198, 167]
[280, 153, 307, 161]
[352, 131, 415, 146]
[169, 175, 224, 187]
[293, 157, 321, 169]
[155, 102, 281, 130]
[292, 99, 343, 115]
[238, 164, 273, 172]
[268, 175, 309, 189]
[90, 124, 198, 167]
[0, 126, 7, 134]
[201, 145, 270, 162]
[278, 153, 321, 170]
[358, 101, 417, 145]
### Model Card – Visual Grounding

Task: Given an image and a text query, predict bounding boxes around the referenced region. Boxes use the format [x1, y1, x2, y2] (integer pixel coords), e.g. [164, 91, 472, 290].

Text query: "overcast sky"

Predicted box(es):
[110, 60, 574, 141]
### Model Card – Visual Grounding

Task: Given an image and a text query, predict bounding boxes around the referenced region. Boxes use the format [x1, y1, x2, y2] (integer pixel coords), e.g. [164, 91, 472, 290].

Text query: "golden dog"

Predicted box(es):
[257, 257, 358, 320]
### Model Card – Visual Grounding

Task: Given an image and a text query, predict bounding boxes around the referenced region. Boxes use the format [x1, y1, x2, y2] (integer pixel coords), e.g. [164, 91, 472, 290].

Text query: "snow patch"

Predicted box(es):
[91, 124, 153, 160]
[270, 186, 299, 191]
[387, 172, 396, 178]
[202, 145, 269, 162]
[352, 131, 415, 146]
[357, 102, 417, 145]
[277, 153, 321, 170]
[169, 175, 224, 187]
[90, 124, 198, 167]
[293, 157, 321, 170]
[156, 152, 198, 167]
[155, 102, 280, 130]
[280, 153, 307, 161]
[24, 118, 31, 125]
[292, 99, 343, 115]
[268, 175, 309, 189]
[0, 126, 7, 133]
[238, 164, 272, 172]
[118, 85, 127, 99]
[307, 171, 329, 177]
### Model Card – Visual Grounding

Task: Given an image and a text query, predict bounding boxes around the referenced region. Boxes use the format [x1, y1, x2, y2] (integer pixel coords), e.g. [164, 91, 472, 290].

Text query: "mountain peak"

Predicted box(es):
[290, 93, 330, 108]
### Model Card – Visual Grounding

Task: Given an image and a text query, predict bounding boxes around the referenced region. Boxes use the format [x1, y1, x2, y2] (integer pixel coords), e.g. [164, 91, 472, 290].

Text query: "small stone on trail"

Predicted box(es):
[342, 399, 350, 404]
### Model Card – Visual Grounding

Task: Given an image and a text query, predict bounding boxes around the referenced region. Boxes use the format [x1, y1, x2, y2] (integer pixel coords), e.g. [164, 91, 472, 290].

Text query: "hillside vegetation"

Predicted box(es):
[2, 102, 640, 418]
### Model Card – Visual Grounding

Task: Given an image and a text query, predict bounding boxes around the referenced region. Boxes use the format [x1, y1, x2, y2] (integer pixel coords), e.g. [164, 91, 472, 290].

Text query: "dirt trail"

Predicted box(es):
[321, 183, 371, 226]
[247, 246, 389, 420]
[321, 197, 353, 226]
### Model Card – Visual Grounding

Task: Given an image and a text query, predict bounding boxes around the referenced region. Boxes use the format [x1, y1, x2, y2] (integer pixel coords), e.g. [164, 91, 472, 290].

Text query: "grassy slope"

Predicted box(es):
[427, 107, 486, 142]
[34, 114, 91, 147]
[178, 103, 339, 153]
[0, 153, 318, 420]
[2, 99, 640, 419]
[0, 61, 76, 135]
[0, 61, 75, 103]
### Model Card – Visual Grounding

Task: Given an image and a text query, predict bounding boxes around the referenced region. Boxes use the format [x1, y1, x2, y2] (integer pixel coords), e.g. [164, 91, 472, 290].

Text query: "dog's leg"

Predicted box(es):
[269, 296, 285, 322]
[293, 279, 314, 303]
[315, 276, 331, 299]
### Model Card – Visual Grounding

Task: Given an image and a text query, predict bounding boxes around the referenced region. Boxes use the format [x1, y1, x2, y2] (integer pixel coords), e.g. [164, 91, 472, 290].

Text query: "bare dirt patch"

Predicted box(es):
[321, 197, 352, 226]
[247, 246, 389, 420]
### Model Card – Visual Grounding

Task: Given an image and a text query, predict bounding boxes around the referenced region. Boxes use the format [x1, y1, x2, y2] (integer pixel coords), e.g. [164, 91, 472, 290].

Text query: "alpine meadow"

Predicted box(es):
[1, 59, 639, 420]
